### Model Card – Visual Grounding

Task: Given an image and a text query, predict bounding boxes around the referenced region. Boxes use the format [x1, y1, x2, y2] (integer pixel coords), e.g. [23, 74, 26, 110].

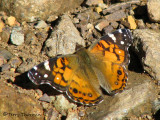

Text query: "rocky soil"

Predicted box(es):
[0, 0, 160, 120]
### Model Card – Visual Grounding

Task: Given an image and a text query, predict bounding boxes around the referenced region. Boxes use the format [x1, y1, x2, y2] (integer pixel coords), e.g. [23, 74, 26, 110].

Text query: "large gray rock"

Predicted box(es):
[45, 14, 85, 57]
[0, 0, 84, 22]
[147, 0, 160, 23]
[133, 29, 160, 81]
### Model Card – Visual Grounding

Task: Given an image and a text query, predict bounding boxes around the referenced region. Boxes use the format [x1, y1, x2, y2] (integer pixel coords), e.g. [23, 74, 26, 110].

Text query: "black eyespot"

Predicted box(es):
[73, 88, 78, 93]
[117, 70, 122, 75]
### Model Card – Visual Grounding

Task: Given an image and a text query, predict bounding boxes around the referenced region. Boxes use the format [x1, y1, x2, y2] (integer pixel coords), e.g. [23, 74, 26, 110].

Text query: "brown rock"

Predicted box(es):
[95, 7, 102, 14]
[0, 56, 5, 66]
[0, 20, 5, 32]
[111, 21, 119, 28]
[39, 93, 51, 103]
[133, 29, 160, 80]
[0, 81, 44, 120]
[127, 16, 137, 29]
[146, 22, 152, 28]
[105, 10, 126, 22]
[95, 20, 109, 31]
[0, 0, 84, 22]
[25, 31, 38, 45]
[136, 19, 145, 29]
[151, 23, 159, 30]
[54, 95, 77, 116]
[86, 0, 103, 6]
[0, 48, 13, 61]
[121, 16, 137, 29]
[103, 25, 113, 35]
[0, 27, 11, 43]
[47, 108, 59, 120]
[77, 9, 101, 22]
[147, 0, 160, 23]
[9, 57, 22, 69]
[66, 109, 79, 120]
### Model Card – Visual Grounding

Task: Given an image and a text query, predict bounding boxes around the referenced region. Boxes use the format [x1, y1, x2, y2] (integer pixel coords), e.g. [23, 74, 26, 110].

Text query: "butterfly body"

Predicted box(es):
[28, 29, 132, 106]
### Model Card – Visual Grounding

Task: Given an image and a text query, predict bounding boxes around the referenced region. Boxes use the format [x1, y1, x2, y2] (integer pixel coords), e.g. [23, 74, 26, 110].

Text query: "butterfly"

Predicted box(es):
[28, 29, 132, 106]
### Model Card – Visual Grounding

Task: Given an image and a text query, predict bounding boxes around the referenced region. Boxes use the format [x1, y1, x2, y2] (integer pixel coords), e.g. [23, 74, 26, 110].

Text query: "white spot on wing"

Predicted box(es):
[108, 33, 116, 42]
[121, 41, 124, 45]
[33, 66, 38, 70]
[118, 29, 122, 33]
[44, 60, 51, 71]
[44, 74, 48, 78]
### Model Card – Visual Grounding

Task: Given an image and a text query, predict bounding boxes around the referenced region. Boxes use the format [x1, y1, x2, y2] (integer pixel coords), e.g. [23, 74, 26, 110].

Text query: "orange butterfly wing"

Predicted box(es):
[88, 29, 132, 94]
[28, 54, 103, 106]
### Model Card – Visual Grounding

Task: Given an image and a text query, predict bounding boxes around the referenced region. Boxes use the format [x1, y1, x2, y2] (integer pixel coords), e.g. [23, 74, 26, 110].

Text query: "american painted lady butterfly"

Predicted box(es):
[28, 29, 132, 106]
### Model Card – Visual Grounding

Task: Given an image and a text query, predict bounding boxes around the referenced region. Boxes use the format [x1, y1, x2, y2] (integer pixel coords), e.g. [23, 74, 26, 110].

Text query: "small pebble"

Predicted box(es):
[127, 16, 137, 29]
[146, 23, 152, 28]
[39, 93, 51, 103]
[7, 16, 16, 26]
[1, 27, 11, 43]
[1, 64, 11, 72]
[98, 3, 108, 9]
[0, 48, 13, 60]
[73, 18, 80, 24]
[10, 68, 15, 72]
[66, 109, 79, 120]
[10, 57, 22, 68]
[136, 19, 145, 29]
[111, 21, 119, 28]
[0, 56, 5, 66]
[146, 115, 152, 120]
[35, 89, 43, 97]
[41, 102, 49, 110]
[151, 23, 159, 30]
[86, 0, 103, 6]
[87, 23, 94, 31]
[95, 20, 109, 31]
[78, 110, 85, 117]
[54, 95, 77, 116]
[0, 20, 5, 32]
[105, 10, 126, 22]
[35, 20, 48, 29]
[95, 7, 102, 14]
[103, 25, 113, 35]
[121, 16, 137, 29]
[47, 108, 59, 120]
[10, 27, 24, 45]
